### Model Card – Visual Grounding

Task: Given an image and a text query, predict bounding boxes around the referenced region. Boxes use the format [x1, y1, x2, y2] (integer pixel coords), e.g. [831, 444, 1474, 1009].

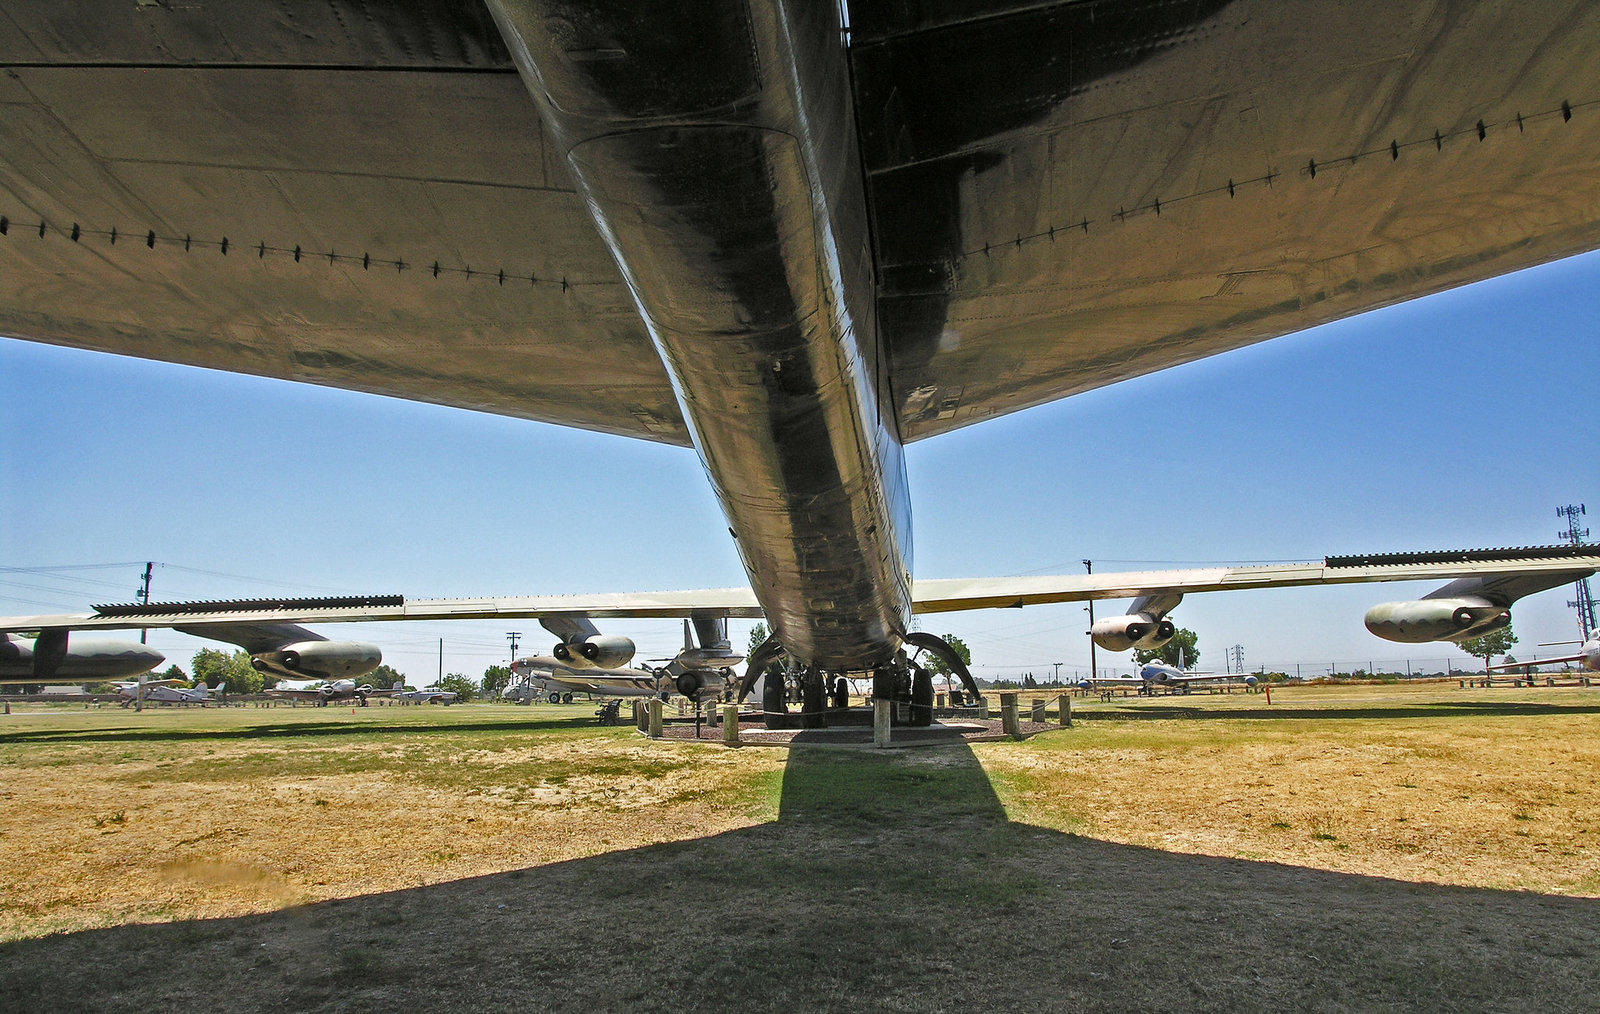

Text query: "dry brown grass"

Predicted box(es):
[983, 682, 1600, 896]
[0, 705, 786, 941]
[1, 685, 1598, 1013]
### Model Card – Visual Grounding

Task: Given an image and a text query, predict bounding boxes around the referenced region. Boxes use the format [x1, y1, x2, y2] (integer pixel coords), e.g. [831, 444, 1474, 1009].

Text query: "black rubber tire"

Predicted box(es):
[548, 692, 560, 704]
[562, 692, 574, 704]
[762, 672, 788, 730]
[801, 671, 825, 729]
[910, 667, 934, 727]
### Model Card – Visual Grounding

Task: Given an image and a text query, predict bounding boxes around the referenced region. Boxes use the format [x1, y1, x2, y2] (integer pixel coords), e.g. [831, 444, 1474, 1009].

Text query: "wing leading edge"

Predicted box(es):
[2, 548, 1593, 634]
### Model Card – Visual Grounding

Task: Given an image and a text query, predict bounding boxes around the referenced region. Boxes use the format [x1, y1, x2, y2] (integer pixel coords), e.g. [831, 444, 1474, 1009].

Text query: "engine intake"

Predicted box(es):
[1091, 614, 1175, 652]
[1364, 599, 1509, 644]
[250, 640, 383, 679]
[553, 635, 636, 670]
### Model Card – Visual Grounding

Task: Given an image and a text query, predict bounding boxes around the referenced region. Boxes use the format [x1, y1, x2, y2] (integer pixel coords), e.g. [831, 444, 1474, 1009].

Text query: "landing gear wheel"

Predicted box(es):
[909, 666, 934, 727]
[762, 669, 789, 730]
[562, 692, 574, 704]
[548, 692, 561, 704]
[800, 669, 826, 729]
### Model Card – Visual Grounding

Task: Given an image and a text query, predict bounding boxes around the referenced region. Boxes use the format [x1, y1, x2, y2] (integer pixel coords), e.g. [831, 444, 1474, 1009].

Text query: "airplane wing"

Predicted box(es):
[0, 547, 1591, 633]
[1485, 655, 1586, 672]
[909, 548, 1600, 614]
[1, 5, 1597, 441]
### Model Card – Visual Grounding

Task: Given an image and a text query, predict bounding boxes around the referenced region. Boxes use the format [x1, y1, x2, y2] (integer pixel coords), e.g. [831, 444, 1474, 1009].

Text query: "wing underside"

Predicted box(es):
[1, 3, 1597, 443]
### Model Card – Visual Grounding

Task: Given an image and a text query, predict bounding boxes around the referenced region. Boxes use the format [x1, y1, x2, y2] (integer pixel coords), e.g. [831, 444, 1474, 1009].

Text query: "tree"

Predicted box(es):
[159, 663, 188, 684]
[191, 647, 263, 695]
[481, 664, 511, 700]
[920, 634, 971, 676]
[747, 622, 769, 657]
[367, 663, 406, 690]
[438, 672, 477, 703]
[1460, 624, 1518, 674]
[1134, 628, 1200, 670]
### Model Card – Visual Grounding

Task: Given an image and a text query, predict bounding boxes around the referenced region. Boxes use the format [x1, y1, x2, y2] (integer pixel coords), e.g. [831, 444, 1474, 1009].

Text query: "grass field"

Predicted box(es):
[2, 682, 1598, 1012]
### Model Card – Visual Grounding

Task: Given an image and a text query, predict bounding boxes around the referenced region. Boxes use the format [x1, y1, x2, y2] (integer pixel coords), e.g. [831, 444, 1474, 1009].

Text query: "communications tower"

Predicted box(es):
[1557, 505, 1596, 638]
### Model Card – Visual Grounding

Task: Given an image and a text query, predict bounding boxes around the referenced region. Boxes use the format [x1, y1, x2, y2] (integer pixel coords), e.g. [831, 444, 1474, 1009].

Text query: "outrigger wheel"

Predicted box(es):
[903, 631, 983, 719]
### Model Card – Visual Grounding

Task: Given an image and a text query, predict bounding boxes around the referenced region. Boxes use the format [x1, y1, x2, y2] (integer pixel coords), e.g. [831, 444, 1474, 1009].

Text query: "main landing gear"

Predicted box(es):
[736, 632, 983, 731]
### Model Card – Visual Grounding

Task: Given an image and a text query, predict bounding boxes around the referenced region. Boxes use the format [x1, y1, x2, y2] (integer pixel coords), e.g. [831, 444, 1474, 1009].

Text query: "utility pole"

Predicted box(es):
[1082, 560, 1096, 681]
[438, 638, 443, 686]
[135, 562, 153, 644]
[506, 631, 522, 664]
[1557, 505, 1596, 637]
[1053, 661, 1063, 685]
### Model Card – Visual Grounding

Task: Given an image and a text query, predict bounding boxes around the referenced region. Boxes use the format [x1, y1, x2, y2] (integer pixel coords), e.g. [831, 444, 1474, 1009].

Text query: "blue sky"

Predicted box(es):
[2, 249, 1595, 681]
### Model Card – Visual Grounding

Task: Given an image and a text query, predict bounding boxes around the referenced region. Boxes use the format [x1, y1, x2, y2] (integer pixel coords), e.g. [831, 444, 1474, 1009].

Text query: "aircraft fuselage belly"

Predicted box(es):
[489, 1, 911, 669]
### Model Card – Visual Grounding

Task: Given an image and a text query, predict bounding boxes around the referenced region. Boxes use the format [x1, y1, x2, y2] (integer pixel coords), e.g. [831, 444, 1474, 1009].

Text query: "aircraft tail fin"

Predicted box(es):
[214, 682, 225, 698]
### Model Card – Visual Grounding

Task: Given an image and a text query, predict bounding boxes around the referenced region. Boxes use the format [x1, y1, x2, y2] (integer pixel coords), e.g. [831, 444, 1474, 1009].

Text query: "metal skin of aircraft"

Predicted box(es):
[1078, 663, 1258, 697]
[0, 633, 164, 684]
[109, 680, 225, 708]
[266, 678, 380, 707]
[511, 616, 743, 703]
[170, 621, 383, 685]
[508, 657, 666, 705]
[388, 685, 460, 705]
[1486, 634, 1600, 676]
[2, 3, 1600, 729]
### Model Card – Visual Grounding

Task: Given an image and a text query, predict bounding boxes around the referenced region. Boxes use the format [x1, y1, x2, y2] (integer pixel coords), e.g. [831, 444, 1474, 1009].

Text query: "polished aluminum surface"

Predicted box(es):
[489, 0, 913, 668]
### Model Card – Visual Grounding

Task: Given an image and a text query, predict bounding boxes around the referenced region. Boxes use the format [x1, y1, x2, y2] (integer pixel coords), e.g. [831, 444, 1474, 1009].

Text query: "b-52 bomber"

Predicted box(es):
[1, 3, 1599, 732]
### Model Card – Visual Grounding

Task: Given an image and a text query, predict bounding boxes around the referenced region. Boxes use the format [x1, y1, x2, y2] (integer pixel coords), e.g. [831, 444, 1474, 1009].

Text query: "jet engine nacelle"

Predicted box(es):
[250, 640, 383, 678]
[674, 669, 724, 699]
[552, 635, 636, 670]
[1364, 599, 1510, 644]
[1091, 614, 1176, 652]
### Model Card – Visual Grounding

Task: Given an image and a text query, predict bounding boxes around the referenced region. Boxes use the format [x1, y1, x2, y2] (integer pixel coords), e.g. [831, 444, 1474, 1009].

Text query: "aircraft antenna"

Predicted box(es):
[1557, 504, 1596, 637]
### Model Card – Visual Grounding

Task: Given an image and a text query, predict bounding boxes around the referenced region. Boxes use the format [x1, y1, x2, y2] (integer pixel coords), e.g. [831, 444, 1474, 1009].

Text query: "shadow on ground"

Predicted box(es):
[0, 717, 605, 746]
[2, 743, 1595, 1013]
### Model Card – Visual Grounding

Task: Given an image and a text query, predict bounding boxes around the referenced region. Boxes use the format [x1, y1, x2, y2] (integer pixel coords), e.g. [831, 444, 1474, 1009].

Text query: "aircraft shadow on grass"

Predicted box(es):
[2, 741, 1597, 1013]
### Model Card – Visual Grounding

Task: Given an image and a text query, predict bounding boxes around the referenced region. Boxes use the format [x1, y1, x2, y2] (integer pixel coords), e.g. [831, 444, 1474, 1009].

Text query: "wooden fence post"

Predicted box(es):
[722, 704, 739, 745]
[1058, 693, 1071, 727]
[1000, 693, 1020, 738]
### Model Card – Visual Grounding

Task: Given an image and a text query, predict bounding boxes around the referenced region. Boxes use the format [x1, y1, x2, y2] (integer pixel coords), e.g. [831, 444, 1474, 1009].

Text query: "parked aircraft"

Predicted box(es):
[389, 684, 459, 705]
[508, 659, 664, 705]
[0, 633, 164, 683]
[512, 616, 741, 703]
[1, 4, 1599, 731]
[1486, 634, 1600, 675]
[266, 678, 377, 706]
[1078, 662, 1258, 696]
[110, 679, 224, 708]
